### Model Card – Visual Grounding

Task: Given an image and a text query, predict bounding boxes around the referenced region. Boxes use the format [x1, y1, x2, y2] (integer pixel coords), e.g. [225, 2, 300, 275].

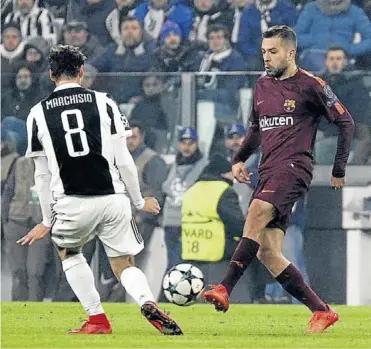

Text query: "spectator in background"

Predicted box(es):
[80, 64, 99, 90]
[2, 150, 53, 301]
[5, 0, 57, 45]
[90, 17, 155, 103]
[162, 127, 207, 273]
[237, 0, 297, 70]
[189, 0, 233, 47]
[316, 47, 371, 165]
[290, 0, 311, 12]
[16, 36, 49, 73]
[126, 122, 168, 269]
[134, 0, 193, 41]
[198, 24, 246, 114]
[1, 22, 25, 88]
[228, 0, 253, 47]
[153, 21, 202, 72]
[130, 75, 169, 151]
[1, 117, 27, 155]
[181, 153, 244, 266]
[106, 0, 141, 45]
[296, 0, 371, 71]
[1, 62, 44, 121]
[61, 21, 105, 61]
[1, 0, 13, 26]
[67, 0, 115, 47]
[223, 123, 258, 214]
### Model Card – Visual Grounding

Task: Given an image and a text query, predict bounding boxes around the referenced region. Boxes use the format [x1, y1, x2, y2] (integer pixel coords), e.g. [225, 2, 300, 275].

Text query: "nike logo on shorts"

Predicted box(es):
[261, 190, 275, 193]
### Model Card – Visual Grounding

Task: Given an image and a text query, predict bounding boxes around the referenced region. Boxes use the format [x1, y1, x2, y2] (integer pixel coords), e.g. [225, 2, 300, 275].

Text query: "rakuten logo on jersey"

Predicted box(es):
[260, 116, 294, 131]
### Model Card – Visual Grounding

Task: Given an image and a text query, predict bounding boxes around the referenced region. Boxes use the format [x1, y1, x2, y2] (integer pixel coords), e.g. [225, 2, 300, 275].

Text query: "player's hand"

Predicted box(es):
[141, 197, 161, 215]
[16, 223, 51, 246]
[232, 162, 252, 184]
[331, 176, 345, 190]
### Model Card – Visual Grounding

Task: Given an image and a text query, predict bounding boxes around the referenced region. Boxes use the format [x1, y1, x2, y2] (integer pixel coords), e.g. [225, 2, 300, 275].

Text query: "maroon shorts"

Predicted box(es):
[251, 168, 311, 232]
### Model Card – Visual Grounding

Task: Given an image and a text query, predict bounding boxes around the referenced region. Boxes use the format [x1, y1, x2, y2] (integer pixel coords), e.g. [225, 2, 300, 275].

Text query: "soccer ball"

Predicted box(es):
[162, 263, 204, 306]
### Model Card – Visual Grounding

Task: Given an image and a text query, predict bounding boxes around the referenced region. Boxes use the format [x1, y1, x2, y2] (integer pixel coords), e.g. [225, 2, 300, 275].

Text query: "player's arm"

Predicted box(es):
[313, 80, 355, 187]
[18, 108, 52, 245]
[107, 95, 160, 214]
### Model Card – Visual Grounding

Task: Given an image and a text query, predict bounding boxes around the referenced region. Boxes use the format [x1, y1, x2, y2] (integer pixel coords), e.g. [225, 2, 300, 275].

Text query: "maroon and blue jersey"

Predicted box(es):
[233, 68, 355, 181]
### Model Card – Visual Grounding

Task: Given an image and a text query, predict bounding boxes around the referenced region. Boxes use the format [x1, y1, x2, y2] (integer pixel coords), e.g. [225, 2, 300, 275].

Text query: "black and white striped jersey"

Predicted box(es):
[26, 83, 132, 197]
[5, 5, 57, 45]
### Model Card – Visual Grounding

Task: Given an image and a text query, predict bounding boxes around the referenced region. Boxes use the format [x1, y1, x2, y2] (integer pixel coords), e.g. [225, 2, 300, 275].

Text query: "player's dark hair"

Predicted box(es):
[48, 45, 86, 80]
[207, 24, 230, 41]
[326, 46, 348, 58]
[262, 25, 297, 48]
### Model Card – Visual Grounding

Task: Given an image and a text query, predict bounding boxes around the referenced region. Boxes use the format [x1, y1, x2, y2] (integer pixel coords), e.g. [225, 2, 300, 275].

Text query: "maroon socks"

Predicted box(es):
[221, 237, 260, 295]
[276, 263, 328, 312]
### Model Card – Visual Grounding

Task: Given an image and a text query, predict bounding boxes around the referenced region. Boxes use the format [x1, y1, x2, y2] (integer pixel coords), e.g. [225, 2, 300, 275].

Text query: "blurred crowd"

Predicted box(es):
[1, 0, 371, 303]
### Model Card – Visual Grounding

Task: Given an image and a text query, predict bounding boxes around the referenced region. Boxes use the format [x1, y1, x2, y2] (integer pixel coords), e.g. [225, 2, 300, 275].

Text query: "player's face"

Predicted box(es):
[127, 127, 144, 152]
[3, 29, 21, 52]
[178, 139, 198, 157]
[261, 37, 295, 78]
[165, 33, 181, 50]
[121, 20, 142, 46]
[225, 135, 243, 154]
[325, 50, 347, 74]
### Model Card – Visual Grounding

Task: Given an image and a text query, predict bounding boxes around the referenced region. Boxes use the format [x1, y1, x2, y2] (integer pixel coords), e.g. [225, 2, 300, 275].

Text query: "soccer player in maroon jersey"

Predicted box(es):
[203, 25, 355, 333]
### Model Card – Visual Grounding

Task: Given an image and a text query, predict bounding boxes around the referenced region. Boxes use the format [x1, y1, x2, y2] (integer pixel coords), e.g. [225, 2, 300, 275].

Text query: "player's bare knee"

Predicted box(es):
[248, 200, 275, 224]
[109, 255, 135, 279]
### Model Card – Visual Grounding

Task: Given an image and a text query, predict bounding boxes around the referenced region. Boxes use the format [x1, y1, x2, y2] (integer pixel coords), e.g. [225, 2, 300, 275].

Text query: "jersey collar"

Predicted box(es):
[54, 83, 81, 92]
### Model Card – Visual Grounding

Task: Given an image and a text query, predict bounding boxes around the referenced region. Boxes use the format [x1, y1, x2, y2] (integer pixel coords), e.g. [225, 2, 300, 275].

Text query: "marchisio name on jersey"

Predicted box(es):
[45, 93, 93, 109]
[259, 115, 294, 131]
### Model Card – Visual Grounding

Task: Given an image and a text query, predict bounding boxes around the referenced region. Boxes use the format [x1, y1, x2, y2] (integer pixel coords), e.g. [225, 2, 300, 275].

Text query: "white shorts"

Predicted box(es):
[51, 194, 144, 257]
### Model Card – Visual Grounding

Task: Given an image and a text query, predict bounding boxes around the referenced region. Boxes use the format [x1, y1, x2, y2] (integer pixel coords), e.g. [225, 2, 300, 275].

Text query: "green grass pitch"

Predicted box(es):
[2, 303, 371, 348]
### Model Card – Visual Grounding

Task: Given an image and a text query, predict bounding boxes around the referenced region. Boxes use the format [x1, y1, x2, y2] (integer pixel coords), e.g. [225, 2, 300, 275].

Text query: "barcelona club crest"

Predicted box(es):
[284, 99, 296, 112]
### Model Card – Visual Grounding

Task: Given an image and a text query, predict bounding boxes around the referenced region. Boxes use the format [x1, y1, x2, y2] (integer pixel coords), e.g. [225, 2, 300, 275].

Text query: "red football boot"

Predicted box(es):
[306, 305, 339, 334]
[141, 301, 183, 335]
[203, 284, 230, 312]
[68, 313, 112, 334]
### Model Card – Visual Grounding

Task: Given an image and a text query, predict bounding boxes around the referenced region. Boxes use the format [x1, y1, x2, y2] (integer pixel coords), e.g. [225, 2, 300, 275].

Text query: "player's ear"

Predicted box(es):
[49, 69, 56, 82]
[288, 48, 296, 61]
[79, 65, 84, 78]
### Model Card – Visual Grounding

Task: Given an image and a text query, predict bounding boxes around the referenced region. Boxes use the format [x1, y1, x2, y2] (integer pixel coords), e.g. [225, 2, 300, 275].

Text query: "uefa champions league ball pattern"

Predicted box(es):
[162, 263, 204, 306]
